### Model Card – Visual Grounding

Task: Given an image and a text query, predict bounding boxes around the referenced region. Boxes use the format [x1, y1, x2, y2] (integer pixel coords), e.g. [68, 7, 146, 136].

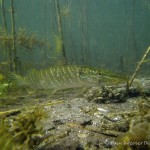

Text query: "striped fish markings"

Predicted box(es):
[12, 66, 127, 91]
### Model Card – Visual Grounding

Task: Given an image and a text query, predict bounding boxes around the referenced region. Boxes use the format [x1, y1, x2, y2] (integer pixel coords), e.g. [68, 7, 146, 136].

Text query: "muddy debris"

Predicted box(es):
[0, 78, 150, 150]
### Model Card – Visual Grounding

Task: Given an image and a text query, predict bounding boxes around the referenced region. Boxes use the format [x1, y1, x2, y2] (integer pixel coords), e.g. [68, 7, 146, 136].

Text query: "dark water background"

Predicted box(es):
[0, 0, 150, 74]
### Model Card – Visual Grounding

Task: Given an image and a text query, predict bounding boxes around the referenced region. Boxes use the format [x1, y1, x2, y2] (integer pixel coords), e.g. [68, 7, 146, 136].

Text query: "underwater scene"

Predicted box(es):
[0, 0, 150, 149]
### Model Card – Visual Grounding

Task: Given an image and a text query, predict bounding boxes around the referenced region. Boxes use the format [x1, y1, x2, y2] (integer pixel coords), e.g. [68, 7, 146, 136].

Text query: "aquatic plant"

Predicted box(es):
[1, 0, 49, 72]
[16, 28, 50, 51]
[0, 72, 27, 97]
[0, 73, 9, 98]
[60, 5, 71, 17]
[0, 73, 5, 82]
[0, 27, 50, 73]
[0, 123, 17, 150]
[128, 46, 150, 87]
[0, 28, 50, 51]
[125, 46, 150, 95]
[0, 83, 9, 98]
[54, 35, 63, 54]
[54, 0, 67, 64]
[10, 0, 17, 72]
[113, 97, 150, 150]
[113, 121, 150, 150]
[0, 106, 47, 150]
[0, 0, 7, 33]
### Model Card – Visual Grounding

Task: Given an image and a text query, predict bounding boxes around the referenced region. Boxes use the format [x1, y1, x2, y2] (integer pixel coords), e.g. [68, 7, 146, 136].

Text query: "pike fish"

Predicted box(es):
[11, 66, 127, 91]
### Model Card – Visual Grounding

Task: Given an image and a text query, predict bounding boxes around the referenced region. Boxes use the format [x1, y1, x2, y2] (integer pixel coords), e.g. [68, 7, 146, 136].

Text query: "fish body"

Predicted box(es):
[11, 66, 127, 90]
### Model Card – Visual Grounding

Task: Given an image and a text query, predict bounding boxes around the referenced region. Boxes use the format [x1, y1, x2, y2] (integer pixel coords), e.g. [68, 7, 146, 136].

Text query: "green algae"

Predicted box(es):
[0, 106, 47, 150]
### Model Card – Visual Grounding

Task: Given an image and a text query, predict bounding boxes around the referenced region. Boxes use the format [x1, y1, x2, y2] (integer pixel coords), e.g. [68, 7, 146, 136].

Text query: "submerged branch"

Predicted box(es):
[128, 46, 150, 87]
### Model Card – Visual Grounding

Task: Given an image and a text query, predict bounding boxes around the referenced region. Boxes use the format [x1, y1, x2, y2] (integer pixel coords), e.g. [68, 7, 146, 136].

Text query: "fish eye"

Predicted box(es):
[79, 69, 87, 79]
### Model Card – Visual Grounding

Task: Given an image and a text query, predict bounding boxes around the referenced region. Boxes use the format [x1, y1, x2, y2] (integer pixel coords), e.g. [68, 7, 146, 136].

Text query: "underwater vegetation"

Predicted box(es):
[128, 46, 150, 87]
[0, 73, 9, 98]
[0, 27, 50, 53]
[60, 5, 71, 17]
[16, 28, 50, 51]
[0, 27, 50, 73]
[54, 35, 63, 55]
[0, 106, 47, 150]
[0, 0, 149, 149]
[114, 122, 150, 150]
[0, 73, 5, 82]
[112, 98, 150, 150]
[0, 83, 9, 98]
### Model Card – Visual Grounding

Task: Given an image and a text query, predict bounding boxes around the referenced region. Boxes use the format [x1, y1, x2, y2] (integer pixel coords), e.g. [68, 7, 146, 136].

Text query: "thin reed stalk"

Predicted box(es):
[128, 46, 150, 87]
[10, 0, 17, 72]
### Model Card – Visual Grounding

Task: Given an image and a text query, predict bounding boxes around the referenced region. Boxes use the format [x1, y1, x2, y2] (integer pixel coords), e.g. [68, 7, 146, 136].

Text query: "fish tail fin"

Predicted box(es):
[9, 73, 26, 87]
[8, 73, 30, 95]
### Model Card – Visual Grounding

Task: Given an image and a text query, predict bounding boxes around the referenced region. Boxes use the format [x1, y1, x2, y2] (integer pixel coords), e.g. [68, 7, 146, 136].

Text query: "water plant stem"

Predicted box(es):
[1, 0, 8, 61]
[55, 0, 67, 64]
[10, 0, 17, 72]
[1, 0, 7, 33]
[128, 46, 150, 87]
[43, 0, 47, 65]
